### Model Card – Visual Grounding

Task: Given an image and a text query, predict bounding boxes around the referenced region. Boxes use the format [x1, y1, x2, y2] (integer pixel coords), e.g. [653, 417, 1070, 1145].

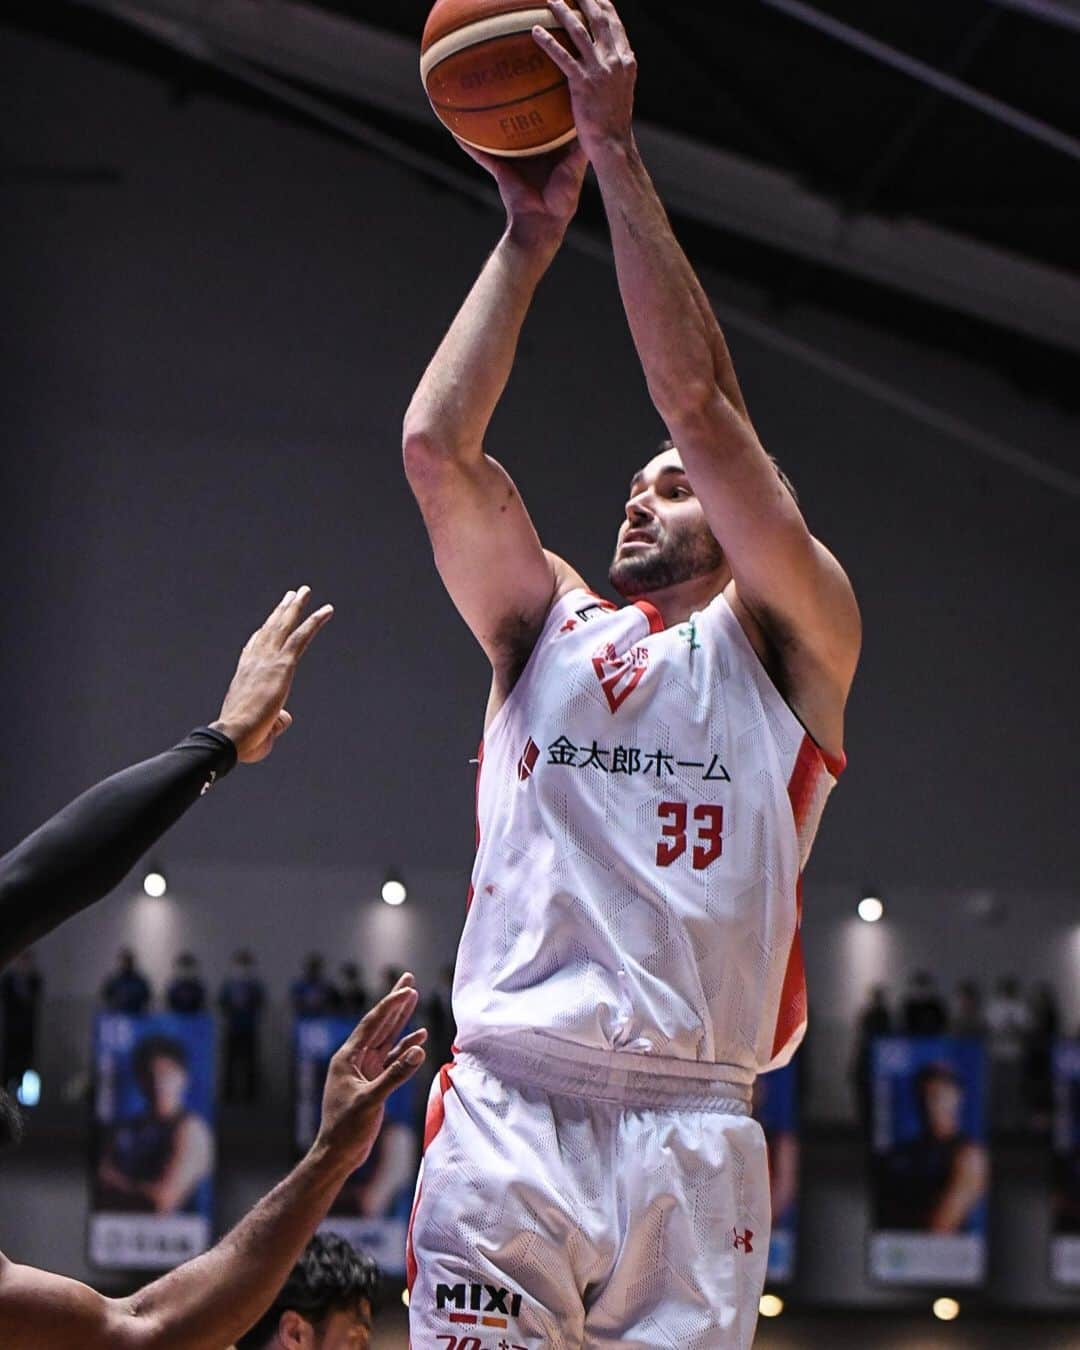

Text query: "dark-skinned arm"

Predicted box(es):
[0, 588, 332, 971]
[0, 981, 426, 1349]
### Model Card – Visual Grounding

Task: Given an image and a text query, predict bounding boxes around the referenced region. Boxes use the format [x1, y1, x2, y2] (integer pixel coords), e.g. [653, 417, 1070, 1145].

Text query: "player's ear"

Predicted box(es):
[277, 1308, 313, 1348]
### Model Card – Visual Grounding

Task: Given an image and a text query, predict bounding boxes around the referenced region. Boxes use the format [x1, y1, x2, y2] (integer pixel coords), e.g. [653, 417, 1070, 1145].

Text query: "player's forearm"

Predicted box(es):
[590, 137, 750, 429]
[123, 1142, 351, 1350]
[0, 731, 235, 971]
[403, 225, 561, 462]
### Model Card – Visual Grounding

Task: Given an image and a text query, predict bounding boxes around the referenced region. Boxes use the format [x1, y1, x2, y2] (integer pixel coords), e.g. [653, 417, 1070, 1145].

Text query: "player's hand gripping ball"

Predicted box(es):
[421, 0, 587, 157]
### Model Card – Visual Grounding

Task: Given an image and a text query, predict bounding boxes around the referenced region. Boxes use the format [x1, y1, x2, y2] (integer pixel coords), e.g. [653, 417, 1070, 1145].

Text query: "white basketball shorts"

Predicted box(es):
[407, 1043, 770, 1349]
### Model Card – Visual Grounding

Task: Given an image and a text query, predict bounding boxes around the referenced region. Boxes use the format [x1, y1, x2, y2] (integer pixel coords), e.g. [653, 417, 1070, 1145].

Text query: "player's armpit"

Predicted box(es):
[403, 438, 585, 678]
[0, 1258, 148, 1350]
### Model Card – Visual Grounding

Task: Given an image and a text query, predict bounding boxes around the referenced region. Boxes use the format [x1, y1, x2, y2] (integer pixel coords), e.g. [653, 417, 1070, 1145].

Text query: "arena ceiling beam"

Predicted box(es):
[74, 0, 1080, 356]
[760, 0, 1080, 166]
[987, 0, 1080, 35]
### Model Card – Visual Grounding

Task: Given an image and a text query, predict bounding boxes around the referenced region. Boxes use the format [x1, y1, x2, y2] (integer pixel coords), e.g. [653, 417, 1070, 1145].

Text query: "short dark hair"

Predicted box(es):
[655, 438, 800, 505]
[236, 1233, 380, 1347]
[133, 1034, 188, 1094]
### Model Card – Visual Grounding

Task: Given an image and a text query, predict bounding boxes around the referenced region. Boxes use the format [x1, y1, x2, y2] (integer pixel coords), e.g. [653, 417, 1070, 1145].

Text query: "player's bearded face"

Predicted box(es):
[608, 502, 725, 598]
[0, 1087, 24, 1151]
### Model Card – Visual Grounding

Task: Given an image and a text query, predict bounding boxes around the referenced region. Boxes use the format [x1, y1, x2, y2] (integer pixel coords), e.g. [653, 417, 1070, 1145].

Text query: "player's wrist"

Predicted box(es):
[208, 718, 247, 753]
[585, 129, 638, 175]
[304, 1134, 359, 1187]
[505, 213, 567, 256]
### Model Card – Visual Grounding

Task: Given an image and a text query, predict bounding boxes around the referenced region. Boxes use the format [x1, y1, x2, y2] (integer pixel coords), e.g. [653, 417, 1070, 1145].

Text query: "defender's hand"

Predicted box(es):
[458, 138, 588, 244]
[212, 587, 334, 764]
[533, 0, 637, 158]
[315, 975, 427, 1173]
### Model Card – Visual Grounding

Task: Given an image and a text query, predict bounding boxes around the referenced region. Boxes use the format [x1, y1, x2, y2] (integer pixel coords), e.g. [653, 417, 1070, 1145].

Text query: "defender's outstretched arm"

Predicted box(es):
[0, 981, 425, 1350]
[0, 589, 332, 972]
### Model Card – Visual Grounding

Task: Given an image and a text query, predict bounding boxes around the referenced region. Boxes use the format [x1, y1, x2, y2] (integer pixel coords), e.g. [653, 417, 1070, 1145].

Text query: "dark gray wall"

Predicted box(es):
[3, 28, 1079, 894]
[2, 25, 1079, 1318]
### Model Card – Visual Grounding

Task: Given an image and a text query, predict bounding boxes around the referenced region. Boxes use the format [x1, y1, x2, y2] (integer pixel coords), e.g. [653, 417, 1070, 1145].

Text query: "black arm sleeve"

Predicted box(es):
[0, 728, 237, 970]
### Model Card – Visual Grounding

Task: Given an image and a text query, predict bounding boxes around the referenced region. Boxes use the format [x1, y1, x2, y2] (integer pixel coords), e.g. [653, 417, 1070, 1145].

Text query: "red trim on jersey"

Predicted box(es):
[787, 733, 824, 832]
[819, 746, 846, 779]
[770, 878, 808, 1061]
[633, 598, 665, 634]
[584, 588, 619, 610]
[406, 1061, 456, 1293]
[770, 733, 823, 1060]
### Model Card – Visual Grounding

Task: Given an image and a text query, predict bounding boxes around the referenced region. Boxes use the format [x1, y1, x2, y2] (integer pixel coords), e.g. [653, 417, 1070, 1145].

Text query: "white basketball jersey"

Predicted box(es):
[452, 588, 844, 1084]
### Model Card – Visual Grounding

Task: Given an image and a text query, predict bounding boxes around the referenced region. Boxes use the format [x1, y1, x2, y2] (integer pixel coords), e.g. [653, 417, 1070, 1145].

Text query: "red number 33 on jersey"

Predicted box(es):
[656, 802, 724, 870]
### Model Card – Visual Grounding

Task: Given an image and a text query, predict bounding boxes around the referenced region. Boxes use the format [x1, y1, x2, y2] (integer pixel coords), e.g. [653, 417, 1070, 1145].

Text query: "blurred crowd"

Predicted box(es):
[851, 970, 1065, 1133]
[1, 948, 455, 1107]
[3, 949, 1071, 1135]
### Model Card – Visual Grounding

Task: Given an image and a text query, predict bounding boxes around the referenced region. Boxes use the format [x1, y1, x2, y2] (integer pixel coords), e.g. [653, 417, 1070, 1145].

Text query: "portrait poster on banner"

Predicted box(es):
[294, 1017, 420, 1275]
[89, 1012, 216, 1270]
[868, 1035, 988, 1286]
[752, 1060, 799, 1283]
[1051, 1040, 1080, 1287]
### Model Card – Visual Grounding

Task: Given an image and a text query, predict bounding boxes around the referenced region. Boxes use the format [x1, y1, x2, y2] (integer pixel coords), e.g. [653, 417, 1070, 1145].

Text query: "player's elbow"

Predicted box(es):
[649, 377, 726, 436]
[104, 1296, 167, 1350]
[401, 422, 441, 483]
[402, 422, 473, 496]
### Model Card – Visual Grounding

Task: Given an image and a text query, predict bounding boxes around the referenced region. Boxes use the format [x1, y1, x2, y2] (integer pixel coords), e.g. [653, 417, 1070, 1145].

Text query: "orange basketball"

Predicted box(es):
[420, 0, 584, 158]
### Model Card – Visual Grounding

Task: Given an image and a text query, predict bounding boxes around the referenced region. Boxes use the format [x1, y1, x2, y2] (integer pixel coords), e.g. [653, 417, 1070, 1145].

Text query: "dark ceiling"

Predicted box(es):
[5, 0, 1079, 401]
[324, 0, 1080, 272]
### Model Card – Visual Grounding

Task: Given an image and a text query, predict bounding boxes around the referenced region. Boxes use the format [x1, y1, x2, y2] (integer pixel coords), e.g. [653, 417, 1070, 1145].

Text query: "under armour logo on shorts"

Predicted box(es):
[732, 1227, 754, 1253]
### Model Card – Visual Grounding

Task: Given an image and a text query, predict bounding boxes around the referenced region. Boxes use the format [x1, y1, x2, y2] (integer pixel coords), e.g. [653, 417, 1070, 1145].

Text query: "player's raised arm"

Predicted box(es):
[0, 980, 426, 1350]
[0, 589, 333, 973]
[535, 1, 860, 712]
[402, 144, 589, 692]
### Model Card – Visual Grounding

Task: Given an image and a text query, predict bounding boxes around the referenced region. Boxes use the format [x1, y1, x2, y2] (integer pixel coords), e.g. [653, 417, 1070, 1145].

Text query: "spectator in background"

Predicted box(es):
[1, 950, 43, 1095]
[951, 980, 984, 1038]
[851, 985, 892, 1133]
[291, 954, 337, 1019]
[101, 947, 152, 1014]
[902, 970, 948, 1037]
[337, 962, 368, 1017]
[234, 1232, 378, 1350]
[986, 975, 1032, 1132]
[220, 949, 265, 1104]
[166, 952, 207, 1014]
[1025, 982, 1061, 1130]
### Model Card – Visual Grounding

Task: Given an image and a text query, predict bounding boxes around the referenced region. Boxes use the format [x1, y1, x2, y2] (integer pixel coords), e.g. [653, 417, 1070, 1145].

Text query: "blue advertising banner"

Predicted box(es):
[869, 1035, 988, 1286]
[294, 1017, 420, 1275]
[90, 1012, 216, 1270]
[1051, 1040, 1080, 1287]
[752, 1061, 798, 1283]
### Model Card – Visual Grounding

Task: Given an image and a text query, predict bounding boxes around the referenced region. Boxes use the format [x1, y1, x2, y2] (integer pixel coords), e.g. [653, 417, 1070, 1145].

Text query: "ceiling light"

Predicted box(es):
[143, 870, 167, 898]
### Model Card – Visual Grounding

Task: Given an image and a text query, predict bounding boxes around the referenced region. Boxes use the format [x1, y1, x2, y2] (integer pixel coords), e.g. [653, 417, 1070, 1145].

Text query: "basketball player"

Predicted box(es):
[0, 590, 428, 1347]
[402, 1, 860, 1344]
[234, 1232, 378, 1350]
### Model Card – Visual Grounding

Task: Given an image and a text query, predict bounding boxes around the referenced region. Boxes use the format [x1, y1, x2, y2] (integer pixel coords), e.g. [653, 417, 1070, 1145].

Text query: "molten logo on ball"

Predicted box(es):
[459, 51, 545, 91]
